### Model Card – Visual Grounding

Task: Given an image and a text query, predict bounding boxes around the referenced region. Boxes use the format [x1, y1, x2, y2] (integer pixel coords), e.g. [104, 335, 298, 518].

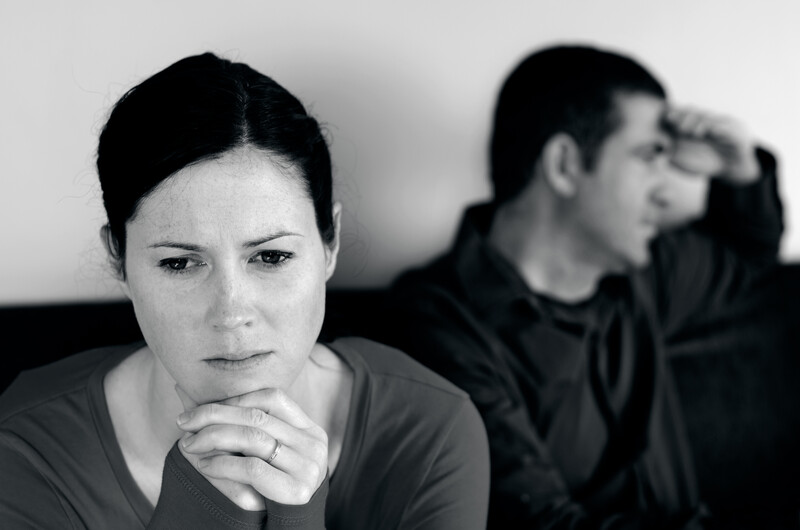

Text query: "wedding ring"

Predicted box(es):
[266, 439, 282, 465]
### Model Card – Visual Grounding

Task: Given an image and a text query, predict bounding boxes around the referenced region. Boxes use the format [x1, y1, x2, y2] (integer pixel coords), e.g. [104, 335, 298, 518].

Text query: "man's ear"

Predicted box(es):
[324, 202, 342, 281]
[100, 225, 131, 299]
[540, 133, 583, 198]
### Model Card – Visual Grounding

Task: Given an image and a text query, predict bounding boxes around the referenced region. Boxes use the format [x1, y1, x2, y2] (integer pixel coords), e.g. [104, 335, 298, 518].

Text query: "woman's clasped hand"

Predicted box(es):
[176, 387, 329, 510]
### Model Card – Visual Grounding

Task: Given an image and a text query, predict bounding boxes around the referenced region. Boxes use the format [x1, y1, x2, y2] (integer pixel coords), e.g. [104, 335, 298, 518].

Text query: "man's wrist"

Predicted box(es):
[717, 145, 760, 185]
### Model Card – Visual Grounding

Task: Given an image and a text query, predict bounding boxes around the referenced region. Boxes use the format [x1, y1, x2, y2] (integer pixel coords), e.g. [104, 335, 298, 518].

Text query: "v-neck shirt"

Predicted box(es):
[0, 337, 489, 529]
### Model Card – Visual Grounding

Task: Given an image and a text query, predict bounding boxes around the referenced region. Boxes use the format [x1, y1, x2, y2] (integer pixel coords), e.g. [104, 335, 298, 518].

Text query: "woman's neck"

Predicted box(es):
[108, 348, 183, 454]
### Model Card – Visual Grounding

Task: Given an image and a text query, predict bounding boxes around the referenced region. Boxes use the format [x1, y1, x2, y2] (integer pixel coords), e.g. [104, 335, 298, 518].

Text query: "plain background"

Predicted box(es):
[1, 0, 798, 304]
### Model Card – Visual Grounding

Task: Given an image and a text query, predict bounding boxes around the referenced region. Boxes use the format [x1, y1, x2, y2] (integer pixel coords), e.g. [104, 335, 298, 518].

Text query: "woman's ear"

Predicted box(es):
[99, 225, 131, 298]
[541, 133, 583, 198]
[324, 202, 342, 281]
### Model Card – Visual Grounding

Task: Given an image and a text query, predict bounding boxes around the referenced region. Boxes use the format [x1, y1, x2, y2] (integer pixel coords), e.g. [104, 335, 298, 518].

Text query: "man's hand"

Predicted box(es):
[176, 387, 329, 507]
[665, 107, 760, 184]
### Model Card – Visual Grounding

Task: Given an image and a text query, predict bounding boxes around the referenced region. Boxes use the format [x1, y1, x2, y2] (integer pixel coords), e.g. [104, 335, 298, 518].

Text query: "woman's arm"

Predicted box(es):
[0, 433, 80, 529]
[400, 400, 490, 530]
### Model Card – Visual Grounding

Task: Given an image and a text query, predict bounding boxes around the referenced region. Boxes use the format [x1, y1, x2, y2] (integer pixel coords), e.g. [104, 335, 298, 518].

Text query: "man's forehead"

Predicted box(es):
[612, 92, 672, 139]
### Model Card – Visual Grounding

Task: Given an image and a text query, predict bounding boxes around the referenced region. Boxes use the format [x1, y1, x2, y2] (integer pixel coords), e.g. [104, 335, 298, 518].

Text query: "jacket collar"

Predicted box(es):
[450, 203, 543, 318]
[450, 202, 623, 328]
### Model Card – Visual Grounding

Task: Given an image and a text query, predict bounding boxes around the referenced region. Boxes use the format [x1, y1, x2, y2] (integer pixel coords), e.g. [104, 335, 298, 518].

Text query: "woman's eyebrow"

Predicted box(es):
[244, 232, 303, 248]
[148, 232, 301, 251]
[148, 241, 205, 251]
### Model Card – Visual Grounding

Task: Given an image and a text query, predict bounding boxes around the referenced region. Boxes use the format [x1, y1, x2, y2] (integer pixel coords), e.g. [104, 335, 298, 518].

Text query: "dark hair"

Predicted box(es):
[490, 45, 666, 206]
[97, 52, 334, 276]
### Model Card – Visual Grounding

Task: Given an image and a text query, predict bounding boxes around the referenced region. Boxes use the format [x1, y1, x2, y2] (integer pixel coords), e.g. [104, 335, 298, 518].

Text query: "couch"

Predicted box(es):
[2, 265, 799, 524]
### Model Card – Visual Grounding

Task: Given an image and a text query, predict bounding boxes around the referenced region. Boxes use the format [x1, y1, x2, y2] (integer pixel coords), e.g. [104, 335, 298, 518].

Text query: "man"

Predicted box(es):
[380, 45, 783, 528]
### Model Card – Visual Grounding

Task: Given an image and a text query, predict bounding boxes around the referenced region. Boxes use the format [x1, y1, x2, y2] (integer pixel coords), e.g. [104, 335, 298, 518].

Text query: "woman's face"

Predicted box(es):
[121, 147, 339, 403]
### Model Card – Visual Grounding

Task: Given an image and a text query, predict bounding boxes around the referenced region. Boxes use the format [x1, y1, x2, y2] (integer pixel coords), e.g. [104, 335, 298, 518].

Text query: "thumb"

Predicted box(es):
[175, 384, 199, 412]
[671, 138, 726, 177]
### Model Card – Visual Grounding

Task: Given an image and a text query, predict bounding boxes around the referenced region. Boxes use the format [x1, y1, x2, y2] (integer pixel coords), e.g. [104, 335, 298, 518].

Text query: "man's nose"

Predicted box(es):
[205, 267, 256, 331]
[651, 184, 671, 210]
[650, 160, 675, 209]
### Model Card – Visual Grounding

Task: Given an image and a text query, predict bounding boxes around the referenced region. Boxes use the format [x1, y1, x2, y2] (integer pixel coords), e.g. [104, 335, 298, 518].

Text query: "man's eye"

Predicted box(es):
[639, 144, 669, 163]
[253, 250, 292, 266]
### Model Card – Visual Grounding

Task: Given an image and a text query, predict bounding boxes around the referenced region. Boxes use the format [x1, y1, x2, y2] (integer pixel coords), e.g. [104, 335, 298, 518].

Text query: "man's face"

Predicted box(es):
[571, 92, 672, 272]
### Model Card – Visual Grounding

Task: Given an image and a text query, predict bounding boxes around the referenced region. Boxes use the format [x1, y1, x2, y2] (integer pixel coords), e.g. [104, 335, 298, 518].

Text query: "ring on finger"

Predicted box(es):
[266, 439, 282, 465]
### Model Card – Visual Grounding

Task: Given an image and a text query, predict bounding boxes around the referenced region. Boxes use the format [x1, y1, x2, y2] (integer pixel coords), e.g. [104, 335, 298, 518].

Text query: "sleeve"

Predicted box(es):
[382, 285, 708, 530]
[0, 433, 81, 529]
[646, 147, 784, 337]
[400, 400, 490, 530]
[149, 444, 328, 530]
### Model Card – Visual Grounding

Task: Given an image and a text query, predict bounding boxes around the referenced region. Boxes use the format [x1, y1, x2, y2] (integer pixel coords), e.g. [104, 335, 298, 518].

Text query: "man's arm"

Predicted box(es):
[647, 110, 784, 335]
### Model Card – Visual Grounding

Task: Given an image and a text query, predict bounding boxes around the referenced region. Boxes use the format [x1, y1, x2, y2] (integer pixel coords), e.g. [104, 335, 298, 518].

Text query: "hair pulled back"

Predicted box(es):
[97, 52, 334, 276]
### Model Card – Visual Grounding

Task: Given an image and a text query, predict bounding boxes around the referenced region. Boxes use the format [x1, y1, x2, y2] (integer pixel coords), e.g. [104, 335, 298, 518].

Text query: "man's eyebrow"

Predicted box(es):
[658, 114, 676, 136]
[149, 232, 302, 251]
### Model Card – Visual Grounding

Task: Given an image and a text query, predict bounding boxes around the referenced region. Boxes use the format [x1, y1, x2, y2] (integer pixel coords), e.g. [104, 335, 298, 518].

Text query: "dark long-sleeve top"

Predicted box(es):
[381, 149, 783, 529]
[0, 337, 490, 529]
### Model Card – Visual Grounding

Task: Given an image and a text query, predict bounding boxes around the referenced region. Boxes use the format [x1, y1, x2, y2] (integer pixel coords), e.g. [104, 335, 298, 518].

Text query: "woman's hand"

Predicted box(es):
[175, 387, 267, 511]
[176, 387, 329, 507]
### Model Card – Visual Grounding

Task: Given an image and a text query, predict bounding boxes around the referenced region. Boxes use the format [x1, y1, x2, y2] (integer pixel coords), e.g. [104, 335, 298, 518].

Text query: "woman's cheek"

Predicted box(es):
[131, 283, 200, 364]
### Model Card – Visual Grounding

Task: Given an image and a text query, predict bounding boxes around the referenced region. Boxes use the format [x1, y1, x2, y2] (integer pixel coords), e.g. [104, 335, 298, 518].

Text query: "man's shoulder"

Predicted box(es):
[0, 344, 136, 425]
[394, 251, 461, 294]
[389, 249, 481, 322]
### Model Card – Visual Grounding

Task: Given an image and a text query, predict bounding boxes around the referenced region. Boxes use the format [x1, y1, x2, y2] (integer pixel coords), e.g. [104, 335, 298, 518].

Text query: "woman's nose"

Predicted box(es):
[205, 268, 256, 331]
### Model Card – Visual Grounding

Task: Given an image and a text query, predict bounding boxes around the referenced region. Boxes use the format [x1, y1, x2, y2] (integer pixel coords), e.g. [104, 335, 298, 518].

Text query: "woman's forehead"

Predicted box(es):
[129, 149, 315, 243]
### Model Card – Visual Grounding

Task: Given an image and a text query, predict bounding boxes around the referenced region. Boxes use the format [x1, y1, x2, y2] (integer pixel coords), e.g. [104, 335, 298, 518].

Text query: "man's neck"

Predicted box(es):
[488, 200, 608, 304]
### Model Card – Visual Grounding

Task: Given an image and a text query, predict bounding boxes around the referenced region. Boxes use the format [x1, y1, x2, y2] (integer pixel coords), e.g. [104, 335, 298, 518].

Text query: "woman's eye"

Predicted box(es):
[166, 258, 188, 270]
[252, 250, 292, 266]
[158, 257, 203, 274]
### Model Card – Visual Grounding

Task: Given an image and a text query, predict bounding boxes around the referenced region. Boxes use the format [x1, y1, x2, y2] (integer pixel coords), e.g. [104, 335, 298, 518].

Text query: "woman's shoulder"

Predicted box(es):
[0, 343, 138, 425]
[327, 336, 470, 401]
[0, 343, 146, 528]
[323, 337, 490, 529]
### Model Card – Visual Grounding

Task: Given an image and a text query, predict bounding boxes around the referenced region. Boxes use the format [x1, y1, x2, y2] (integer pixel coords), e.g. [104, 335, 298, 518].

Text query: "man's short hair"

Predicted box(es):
[490, 45, 667, 206]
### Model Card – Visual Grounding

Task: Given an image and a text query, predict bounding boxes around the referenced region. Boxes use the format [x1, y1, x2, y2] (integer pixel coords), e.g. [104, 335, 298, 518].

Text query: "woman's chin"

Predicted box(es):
[189, 371, 289, 404]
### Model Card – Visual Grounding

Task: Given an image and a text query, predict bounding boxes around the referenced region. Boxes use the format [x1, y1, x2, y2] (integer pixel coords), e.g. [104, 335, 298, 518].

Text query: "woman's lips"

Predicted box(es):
[204, 351, 273, 371]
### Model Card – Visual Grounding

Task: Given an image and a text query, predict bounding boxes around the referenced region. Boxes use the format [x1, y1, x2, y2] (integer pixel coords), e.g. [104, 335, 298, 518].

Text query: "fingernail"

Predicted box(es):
[177, 411, 192, 425]
[182, 435, 195, 449]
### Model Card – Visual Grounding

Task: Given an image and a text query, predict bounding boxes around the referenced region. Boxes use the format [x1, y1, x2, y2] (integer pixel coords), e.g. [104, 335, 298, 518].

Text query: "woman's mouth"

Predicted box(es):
[204, 351, 273, 371]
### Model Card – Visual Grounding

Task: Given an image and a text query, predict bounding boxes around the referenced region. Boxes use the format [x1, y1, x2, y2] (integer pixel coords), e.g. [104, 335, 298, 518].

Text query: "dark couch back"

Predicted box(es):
[2, 267, 799, 522]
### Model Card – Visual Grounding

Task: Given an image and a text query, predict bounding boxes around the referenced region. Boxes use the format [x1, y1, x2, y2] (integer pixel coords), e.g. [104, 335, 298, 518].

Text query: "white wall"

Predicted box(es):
[1, 0, 798, 304]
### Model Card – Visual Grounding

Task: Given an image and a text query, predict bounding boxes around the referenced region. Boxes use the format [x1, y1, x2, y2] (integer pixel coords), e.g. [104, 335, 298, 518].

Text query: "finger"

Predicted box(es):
[197, 454, 320, 506]
[663, 106, 689, 129]
[665, 107, 709, 138]
[182, 426, 311, 476]
[182, 424, 279, 461]
[176, 402, 324, 459]
[704, 116, 745, 145]
[222, 388, 317, 431]
[688, 117, 710, 138]
[676, 111, 703, 137]
[671, 138, 726, 176]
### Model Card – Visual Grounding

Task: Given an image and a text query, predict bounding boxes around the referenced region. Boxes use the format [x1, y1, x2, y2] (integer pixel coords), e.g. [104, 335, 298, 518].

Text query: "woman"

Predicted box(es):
[0, 53, 489, 529]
